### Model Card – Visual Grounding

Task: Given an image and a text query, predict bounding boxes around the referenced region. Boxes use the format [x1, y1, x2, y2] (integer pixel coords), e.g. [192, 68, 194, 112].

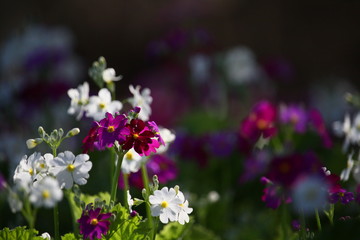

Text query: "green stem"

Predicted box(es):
[110, 150, 125, 203]
[141, 164, 154, 239]
[280, 204, 289, 240]
[54, 204, 60, 240]
[299, 209, 306, 240]
[315, 208, 322, 231]
[65, 190, 78, 236]
[123, 173, 129, 211]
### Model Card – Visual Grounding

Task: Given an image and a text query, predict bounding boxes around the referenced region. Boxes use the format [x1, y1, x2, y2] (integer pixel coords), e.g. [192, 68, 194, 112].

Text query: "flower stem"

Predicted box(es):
[123, 173, 129, 211]
[299, 209, 306, 240]
[315, 208, 322, 231]
[141, 164, 155, 240]
[54, 204, 60, 240]
[65, 190, 78, 236]
[110, 150, 125, 203]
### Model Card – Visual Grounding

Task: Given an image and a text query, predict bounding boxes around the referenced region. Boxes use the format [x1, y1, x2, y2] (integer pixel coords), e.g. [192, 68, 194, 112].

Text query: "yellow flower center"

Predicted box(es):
[42, 190, 50, 199]
[67, 164, 75, 172]
[40, 163, 46, 169]
[90, 218, 98, 225]
[107, 126, 115, 133]
[179, 203, 184, 207]
[99, 103, 106, 109]
[256, 119, 268, 130]
[161, 201, 168, 208]
[29, 168, 34, 176]
[133, 133, 139, 139]
[339, 192, 345, 197]
[126, 152, 133, 160]
[279, 162, 290, 174]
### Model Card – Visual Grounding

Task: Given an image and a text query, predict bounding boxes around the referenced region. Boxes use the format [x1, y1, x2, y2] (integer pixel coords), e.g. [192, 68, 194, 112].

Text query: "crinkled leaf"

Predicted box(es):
[105, 203, 151, 240]
[156, 220, 193, 240]
[183, 224, 222, 240]
[0, 226, 43, 240]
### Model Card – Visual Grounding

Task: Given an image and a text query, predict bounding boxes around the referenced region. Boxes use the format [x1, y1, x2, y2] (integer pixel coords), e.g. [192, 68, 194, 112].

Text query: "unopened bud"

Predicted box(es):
[142, 188, 147, 199]
[174, 185, 180, 194]
[67, 128, 80, 137]
[38, 126, 45, 138]
[26, 138, 43, 149]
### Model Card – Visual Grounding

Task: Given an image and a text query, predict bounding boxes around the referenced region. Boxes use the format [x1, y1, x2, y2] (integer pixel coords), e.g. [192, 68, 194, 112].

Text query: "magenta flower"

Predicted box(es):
[147, 154, 178, 184]
[329, 188, 354, 205]
[207, 131, 237, 158]
[96, 113, 129, 150]
[82, 124, 100, 153]
[261, 179, 291, 209]
[239, 101, 277, 143]
[279, 104, 307, 133]
[77, 204, 112, 240]
[122, 119, 160, 156]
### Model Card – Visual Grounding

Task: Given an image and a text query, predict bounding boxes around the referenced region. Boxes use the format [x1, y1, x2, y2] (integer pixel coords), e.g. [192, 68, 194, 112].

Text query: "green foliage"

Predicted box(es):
[106, 203, 151, 240]
[0, 226, 43, 240]
[61, 233, 79, 240]
[183, 224, 221, 240]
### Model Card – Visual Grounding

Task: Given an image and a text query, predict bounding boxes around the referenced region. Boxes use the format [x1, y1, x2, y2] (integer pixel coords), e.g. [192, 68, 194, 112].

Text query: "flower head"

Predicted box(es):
[128, 85, 152, 121]
[29, 176, 63, 208]
[176, 190, 193, 225]
[86, 88, 122, 121]
[48, 151, 92, 189]
[279, 104, 307, 133]
[329, 188, 354, 205]
[149, 187, 182, 224]
[102, 68, 122, 83]
[121, 148, 144, 174]
[78, 204, 112, 240]
[67, 82, 90, 120]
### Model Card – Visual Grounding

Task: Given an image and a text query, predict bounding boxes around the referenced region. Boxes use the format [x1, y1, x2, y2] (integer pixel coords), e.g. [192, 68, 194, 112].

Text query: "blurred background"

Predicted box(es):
[1, 0, 360, 239]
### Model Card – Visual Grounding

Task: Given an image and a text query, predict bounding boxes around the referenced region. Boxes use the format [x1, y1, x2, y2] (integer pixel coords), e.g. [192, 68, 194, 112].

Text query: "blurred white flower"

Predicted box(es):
[29, 176, 63, 208]
[121, 148, 144, 174]
[207, 191, 220, 203]
[48, 151, 92, 189]
[292, 176, 329, 215]
[340, 153, 354, 181]
[149, 187, 182, 224]
[85, 88, 122, 121]
[102, 68, 122, 83]
[128, 85, 152, 121]
[40, 232, 51, 240]
[156, 127, 176, 154]
[67, 82, 90, 120]
[127, 190, 134, 212]
[13, 152, 42, 189]
[189, 54, 211, 84]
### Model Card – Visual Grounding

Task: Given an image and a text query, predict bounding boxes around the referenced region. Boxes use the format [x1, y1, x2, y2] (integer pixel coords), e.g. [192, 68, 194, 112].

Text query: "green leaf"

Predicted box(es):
[61, 233, 79, 240]
[68, 191, 111, 220]
[156, 221, 192, 240]
[106, 203, 151, 240]
[0, 226, 43, 240]
[183, 224, 221, 240]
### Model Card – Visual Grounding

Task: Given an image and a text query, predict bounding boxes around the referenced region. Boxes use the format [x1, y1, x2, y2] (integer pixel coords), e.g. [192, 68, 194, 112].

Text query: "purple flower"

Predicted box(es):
[147, 154, 178, 184]
[291, 220, 301, 231]
[261, 182, 291, 209]
[279, 104, 307, 133]
[329, 188, 354, 205]
[77, 204, 112, 240]
[239, 151, 270, 183]
[96, 113, 128, 149]
[0, 172, 6, 191]
[308, 109, 333, 148]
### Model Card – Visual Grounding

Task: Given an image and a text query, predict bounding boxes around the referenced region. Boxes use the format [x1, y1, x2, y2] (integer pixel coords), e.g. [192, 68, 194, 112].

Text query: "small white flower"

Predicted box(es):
[67, 82, 90, 120]
[7, 189, 23, 213]
[149, 187, 182, 224]
[207, 191, 220, 203]
[127, 190, 134, 212]
[40, 232, 51, 240]
[340, 153, 354, 181]
[128, 85, 152, 121]
[48, 151, 92, 189]
[13, 152, 42, 189]
[29, 176, 63, 208]
[121, 148, 144, 174]
[85, 88, 122, 121]
[176, 190, 193, 225]
[292, 176, 329, 215]
[26, 138, 42, 149]
[156, 127, 176, 154]
[102, 68, 122, 83]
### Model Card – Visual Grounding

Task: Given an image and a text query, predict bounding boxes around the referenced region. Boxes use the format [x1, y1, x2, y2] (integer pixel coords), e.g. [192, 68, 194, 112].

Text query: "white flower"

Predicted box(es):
[156, 127, 176, 154]
[121, 148, 144, 174]
[207, 191, 220, 203]
[40, 232, 51, 240]
[48, 151, 92, 189]
[127, 190, 134, 212]
[67, 82, 90, 120]
[149, 187, 182, 224]
[176, 190, 193, 225]
[128, 85, 152, 121]
[292, 176, 329, 215]
[29, 176, 63, 208]
[340, 153, 354, 181]
[223, 46, 263, 84]
[85, 88, 122, 121]
[102, 68, 122, 83]
[13, 152, 42, 189]
[7, 189, 23, 213]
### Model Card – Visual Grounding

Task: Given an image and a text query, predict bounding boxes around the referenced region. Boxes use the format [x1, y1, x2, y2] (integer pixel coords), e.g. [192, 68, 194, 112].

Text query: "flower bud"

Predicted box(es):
[174, 185, 180, 195]
[38, 126, 45, 138]
[26, 138, 43, 149]
[66, 128, 80, 137]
